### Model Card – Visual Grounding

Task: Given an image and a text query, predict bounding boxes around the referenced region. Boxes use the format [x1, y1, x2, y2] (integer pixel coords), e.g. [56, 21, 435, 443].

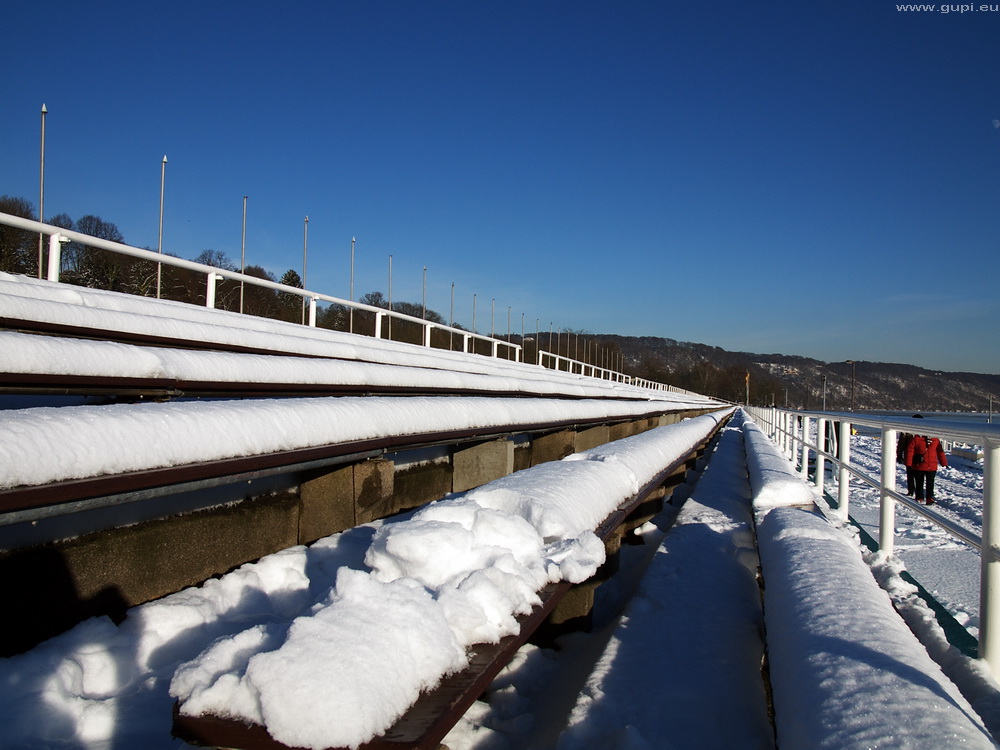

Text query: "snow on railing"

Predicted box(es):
[3, 212, 523, 361]
[745, 405, 1000, 677]
[2, 211, 703, 394]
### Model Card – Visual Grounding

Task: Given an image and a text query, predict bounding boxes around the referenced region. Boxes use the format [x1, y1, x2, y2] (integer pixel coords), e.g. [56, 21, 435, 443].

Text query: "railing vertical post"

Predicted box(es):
[879, 428, 897, 555]
[375, 312, 384, 339]
[424, 323, 432, 348]
[308, 297, 317, 327]
[46, 233, 65, 282]
[492, 340, 499, 358]
[463, 333, 470, 354]
[816, 417, 828, 493]
[205, 273, 218, 308]
[837, 420, 851, 519]
[980, 444, 1000, 674]
[800, 416, 811, 478]
[786, 412, 794, 458]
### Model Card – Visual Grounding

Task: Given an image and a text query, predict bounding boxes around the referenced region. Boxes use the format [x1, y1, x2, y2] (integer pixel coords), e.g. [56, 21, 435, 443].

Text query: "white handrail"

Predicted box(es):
[746, 405, 1000, 677]
[1, 212, 740, 403]
[2, 211, 521, 361]
[2, 211, 716, 395]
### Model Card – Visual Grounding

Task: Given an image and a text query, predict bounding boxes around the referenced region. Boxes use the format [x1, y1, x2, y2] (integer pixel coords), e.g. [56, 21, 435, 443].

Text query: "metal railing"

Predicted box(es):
[4, 212, 533, 355]
[0, 212, 715, 395]
[746, 405, 1000, 675]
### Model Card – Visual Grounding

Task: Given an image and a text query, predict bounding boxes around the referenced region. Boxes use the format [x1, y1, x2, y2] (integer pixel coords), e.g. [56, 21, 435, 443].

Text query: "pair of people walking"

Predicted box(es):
[896, 414, 948, 505]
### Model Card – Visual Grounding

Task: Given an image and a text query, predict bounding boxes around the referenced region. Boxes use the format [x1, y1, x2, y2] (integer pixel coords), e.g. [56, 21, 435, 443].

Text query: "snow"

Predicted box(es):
[556, 414, 773, 750]
[841, 432, 986, 635]
[758, 505, 994, 748]
[0, 273, 715, 405]
[2, 275, 1000, 749]
[0, 396, 714, 489]
[167, 412, 728, 749]
[743, 418, 816, 510]
[3, 403, 997, 749]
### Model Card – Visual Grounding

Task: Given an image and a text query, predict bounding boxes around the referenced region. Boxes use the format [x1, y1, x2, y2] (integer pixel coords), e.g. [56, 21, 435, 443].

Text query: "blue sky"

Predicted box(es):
[2, 1, 999, 374]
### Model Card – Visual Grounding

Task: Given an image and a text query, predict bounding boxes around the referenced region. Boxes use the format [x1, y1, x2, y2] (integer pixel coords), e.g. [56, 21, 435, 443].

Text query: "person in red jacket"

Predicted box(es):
[905, 417, 948, 505]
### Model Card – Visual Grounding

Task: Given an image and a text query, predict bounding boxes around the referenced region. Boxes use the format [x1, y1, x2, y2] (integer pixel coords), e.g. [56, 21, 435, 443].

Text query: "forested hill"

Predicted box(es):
[605, 335, 999, 414]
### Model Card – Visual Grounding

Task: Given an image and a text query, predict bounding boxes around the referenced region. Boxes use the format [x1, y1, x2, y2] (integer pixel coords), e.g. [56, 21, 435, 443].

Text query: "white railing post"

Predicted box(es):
[838, 420, 852, 519]
[308, 297, 317, 327]
[423, 323, 432, 348]
[374, 311, 384, 339]
[463, 333, 470, 354]
[46, 233, 68, 282]
[800, 416, 811, 478]
[205, 273, 219, 308]
[492, 340, 499, 358]
[786, 412, 794, 458]
[815, 417, 827, 493]
[980, 444, 1000, 674]
[880, 427, 898, 555]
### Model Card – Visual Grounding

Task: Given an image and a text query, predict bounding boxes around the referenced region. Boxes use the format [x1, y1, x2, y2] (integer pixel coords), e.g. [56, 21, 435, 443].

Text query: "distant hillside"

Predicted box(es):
[596, 335, 999, 414]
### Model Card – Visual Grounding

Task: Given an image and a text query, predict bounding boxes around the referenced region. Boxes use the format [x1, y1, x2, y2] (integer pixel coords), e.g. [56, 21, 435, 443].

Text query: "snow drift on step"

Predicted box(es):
[170, 410, 731, 750]
[759, 507, 996, 748]
[558, 414, 774, 749]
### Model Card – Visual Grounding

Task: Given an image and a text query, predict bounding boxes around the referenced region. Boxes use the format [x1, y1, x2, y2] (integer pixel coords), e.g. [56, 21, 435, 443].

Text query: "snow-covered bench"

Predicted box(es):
[744, 417, 996, 749]
[171, 411, 732, 750]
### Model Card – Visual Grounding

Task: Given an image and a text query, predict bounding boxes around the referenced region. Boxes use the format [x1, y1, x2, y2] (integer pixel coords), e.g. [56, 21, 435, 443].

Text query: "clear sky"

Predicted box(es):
[2, 1, 999, 373]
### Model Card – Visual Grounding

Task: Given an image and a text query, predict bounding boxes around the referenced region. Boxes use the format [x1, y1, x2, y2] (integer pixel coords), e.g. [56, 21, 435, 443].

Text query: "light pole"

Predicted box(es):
[240, 196, 247, 313]
[37, 104, 46, 278]
[822, 375, 828, 411]
[472, 294, 477, 334]
[156, 155, 167, 298]
[301, 215, 309, 324]
[387, 254, 393, 339]
[349, 236, 356, 333]
[449, 282, 455, 349]
[422, 266, 427, 320]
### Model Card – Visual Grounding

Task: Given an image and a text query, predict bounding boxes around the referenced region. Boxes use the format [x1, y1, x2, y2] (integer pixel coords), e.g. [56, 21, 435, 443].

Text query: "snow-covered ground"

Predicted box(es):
[441, 415, 1000, 750]
[2, 274, 999, 748]
[840, 433, 985, 636]
[3, 409, 999, 749]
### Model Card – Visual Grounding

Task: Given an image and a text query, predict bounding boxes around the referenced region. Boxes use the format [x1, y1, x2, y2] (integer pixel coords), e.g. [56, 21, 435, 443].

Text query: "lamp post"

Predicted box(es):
[240, 196, 247, 313]
[37, 104, 46, 278]
[449, 282, 455, 349]
[472, 293, 477, 334]
[349, 237, 356, 333]
[156, 155, 167, 298]
[422, 266, 427, 320]
[301, 215, 309, 324]
[387, 254, 393, 339]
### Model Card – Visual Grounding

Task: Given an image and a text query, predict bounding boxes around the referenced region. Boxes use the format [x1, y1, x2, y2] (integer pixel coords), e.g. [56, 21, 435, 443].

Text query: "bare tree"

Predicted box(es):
[0, 195, 37, 275]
